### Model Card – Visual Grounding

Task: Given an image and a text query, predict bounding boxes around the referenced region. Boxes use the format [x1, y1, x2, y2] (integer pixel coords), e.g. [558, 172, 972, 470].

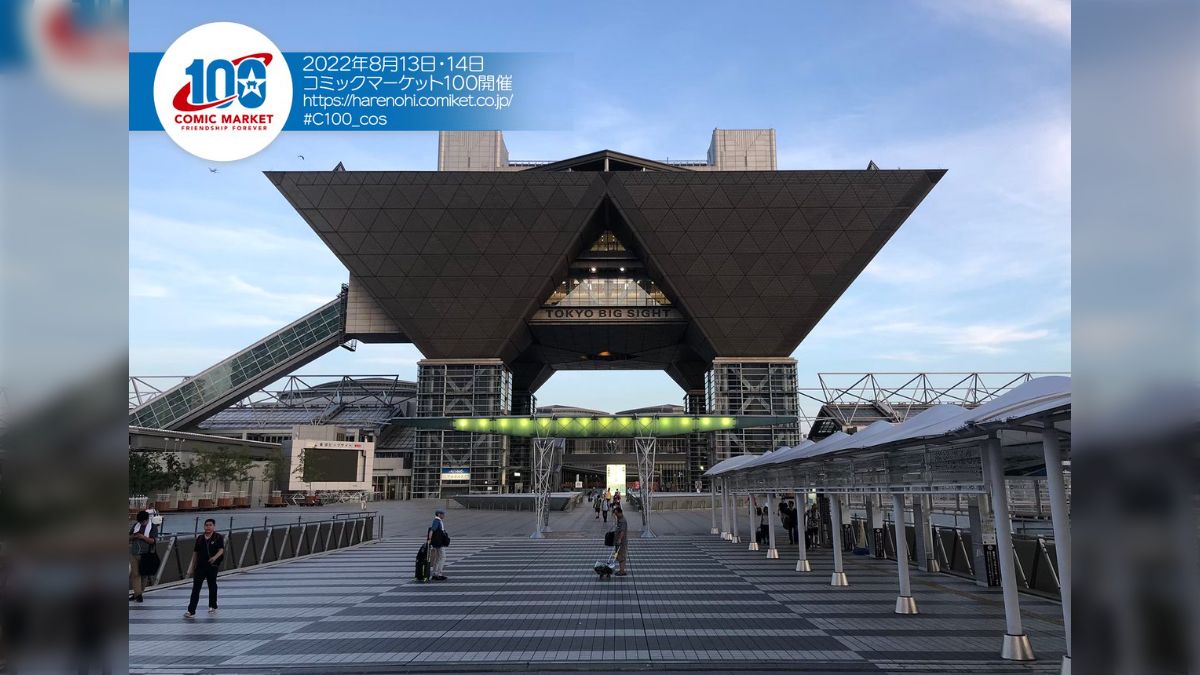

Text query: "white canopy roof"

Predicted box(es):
[723, 376, 1071, 477]
[703, 452, 763, 477]
[758, 439, 817, 466]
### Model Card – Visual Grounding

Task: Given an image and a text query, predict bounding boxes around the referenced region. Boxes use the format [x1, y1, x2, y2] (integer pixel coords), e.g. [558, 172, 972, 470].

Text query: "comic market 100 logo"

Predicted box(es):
[153, 22, 292, 161]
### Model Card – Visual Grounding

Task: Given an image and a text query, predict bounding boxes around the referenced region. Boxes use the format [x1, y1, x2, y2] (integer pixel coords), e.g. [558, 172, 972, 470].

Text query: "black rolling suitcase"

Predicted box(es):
[415, 543, 431, 582]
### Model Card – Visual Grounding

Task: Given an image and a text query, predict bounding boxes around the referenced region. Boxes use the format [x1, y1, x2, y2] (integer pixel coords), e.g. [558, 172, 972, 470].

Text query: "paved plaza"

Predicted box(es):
[132, 505, 1065, 673]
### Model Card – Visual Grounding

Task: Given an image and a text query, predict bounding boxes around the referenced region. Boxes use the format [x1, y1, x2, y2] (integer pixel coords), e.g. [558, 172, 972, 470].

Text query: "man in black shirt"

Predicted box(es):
[184, 518, 225, 619]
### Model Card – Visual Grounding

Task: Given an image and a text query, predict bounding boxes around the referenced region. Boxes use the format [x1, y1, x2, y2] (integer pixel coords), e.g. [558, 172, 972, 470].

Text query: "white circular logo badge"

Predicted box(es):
[153, 22, 292, 161]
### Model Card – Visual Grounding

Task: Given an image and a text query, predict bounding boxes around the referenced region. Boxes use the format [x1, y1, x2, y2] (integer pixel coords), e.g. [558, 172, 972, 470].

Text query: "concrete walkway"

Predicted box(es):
[131, 508, 1064, 673]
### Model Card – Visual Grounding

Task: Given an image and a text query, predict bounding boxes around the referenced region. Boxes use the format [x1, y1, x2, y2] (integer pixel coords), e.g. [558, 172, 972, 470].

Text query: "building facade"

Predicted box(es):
[267, 130, 943, 496]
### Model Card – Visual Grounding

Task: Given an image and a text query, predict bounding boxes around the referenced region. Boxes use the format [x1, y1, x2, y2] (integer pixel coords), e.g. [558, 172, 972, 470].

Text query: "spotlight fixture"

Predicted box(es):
[589, 266, 597, 273]
[619, 266, 625, 272]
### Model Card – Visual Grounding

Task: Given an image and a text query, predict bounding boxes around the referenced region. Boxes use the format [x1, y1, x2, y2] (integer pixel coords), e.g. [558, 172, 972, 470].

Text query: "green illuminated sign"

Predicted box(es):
[427, 415, 789, 438]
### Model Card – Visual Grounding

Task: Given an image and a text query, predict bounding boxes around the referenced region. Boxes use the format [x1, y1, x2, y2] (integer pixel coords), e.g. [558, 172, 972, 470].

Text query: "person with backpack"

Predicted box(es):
[806, 503, 820, 548]
[426, 508, 450, 581]
[128, 510, 158, 603]
[593, 494, 603, 519]
[780, 501, 795, 544]
[601, 494, 611, 523]
[184, 518, 224, 619]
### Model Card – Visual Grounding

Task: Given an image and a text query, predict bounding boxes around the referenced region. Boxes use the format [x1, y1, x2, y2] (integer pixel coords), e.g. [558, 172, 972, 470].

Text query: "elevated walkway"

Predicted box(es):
[129, 288, 350, 431]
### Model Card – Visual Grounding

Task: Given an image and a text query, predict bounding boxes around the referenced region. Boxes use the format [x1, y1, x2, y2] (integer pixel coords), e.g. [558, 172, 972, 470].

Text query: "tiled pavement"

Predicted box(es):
[130, 531, 1065, 673]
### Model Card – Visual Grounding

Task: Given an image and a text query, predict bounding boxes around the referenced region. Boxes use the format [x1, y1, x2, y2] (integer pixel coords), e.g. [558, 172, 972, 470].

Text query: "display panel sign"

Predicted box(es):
[606, 464, 626, 493]
[441, 468, 471, 482]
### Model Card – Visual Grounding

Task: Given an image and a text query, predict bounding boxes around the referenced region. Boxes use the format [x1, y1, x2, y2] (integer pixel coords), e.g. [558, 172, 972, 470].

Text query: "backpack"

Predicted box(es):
[429, 525, 450, 548]
[604, 530, 615, 547]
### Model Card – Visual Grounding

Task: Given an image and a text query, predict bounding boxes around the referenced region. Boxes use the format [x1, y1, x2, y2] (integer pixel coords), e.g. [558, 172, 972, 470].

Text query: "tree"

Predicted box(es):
[128, 451, 196, 497]
[263, 450, 285, 491]
[193, 449, 255, 492]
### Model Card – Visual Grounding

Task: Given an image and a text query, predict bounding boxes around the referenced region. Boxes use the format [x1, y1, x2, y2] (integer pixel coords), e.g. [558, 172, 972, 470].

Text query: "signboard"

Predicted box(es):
[532, 307, 682, 323]
[311, 440, 366, 450]
[441, 468, 471, 482]
[606, 464, 626, 493]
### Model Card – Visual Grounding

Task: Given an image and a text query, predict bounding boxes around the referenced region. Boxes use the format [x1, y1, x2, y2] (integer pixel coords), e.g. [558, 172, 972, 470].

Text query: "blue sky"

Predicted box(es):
[129, 0, 1070, 414]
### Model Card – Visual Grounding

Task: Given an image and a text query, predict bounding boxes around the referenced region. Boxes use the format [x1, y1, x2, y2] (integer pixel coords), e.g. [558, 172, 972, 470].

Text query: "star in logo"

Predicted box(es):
[239, 70, 263, 98]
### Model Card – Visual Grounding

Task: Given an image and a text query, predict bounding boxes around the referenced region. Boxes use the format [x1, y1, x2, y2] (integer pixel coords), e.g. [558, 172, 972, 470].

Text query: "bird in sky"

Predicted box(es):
[297, 154, 305, 160]
[208, 168, 218, 173]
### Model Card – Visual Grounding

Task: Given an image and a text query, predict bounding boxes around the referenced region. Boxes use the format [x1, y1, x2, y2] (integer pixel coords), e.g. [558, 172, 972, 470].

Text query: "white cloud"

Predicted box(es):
[207, 313, 290, 328]
[920, 0, 1070, 41]
[942, 324, 1052, 355]
[129, 209, 327, 255]
[223, 275, 331, 311]
[129, 271, 170, 298]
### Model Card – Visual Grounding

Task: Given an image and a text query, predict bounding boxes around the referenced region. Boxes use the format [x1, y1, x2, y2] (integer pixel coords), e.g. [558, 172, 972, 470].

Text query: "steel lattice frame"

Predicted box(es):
[634, 436, 658, 538]
[530, 436, 560, 539]
[795, 371, 1069, 437]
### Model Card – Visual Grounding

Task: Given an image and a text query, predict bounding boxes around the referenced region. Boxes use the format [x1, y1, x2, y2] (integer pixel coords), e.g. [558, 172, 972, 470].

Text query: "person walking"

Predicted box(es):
[613, 506, 629, 576]
[426, 508, 450, 581]
[184, 518, 224, 619]
[806, 503, 820, 548]
[780, 501, 794, 545]
[128, 510, 158, 603]
[613, 490, 622, 509]
[593, 494, 602, 519]
[788, 500, 800, 545]
[601, 494, 611, 523]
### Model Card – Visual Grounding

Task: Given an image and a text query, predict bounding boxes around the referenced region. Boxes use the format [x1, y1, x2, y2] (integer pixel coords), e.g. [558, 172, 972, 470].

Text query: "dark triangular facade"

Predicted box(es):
[267, 164, 944, 392]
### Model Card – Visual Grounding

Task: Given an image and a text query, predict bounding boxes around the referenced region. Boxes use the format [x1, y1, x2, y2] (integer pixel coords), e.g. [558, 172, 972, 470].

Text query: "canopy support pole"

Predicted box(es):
[830, 493, 849, 586]
[729, 489, 741, 543]
[892, 493, 918, 614]
[1042, 426, 1071, 673]
[710, 478, 720, 535]
[766, 494, 779, 558]
[986, 436, 1035, 661]
[794, 490, 811, 571]
[720, 480, 731, 540]
[747, 493, 759, 551]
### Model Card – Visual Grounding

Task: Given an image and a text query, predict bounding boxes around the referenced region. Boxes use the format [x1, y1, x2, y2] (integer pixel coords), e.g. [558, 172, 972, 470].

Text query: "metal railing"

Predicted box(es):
[142, 511, 377, 588]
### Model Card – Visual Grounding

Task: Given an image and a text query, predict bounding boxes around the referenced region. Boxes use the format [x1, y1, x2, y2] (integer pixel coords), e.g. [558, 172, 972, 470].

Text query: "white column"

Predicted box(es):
[986, 437, 1035, 661]
[747, 493, 759, 551]
[710, 479, 720, 535]
[794, 490, 810, 571]
[724, 485, 734, 538]
[720, 480, 731, 540]
[892, 493, 918, 614]
[916, 494, 940, 572]
[1042, 427, 1071, 672]
[766, 494, 779, 558]
[744, 492, 753, 550]
[829, 493, 848, 586]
